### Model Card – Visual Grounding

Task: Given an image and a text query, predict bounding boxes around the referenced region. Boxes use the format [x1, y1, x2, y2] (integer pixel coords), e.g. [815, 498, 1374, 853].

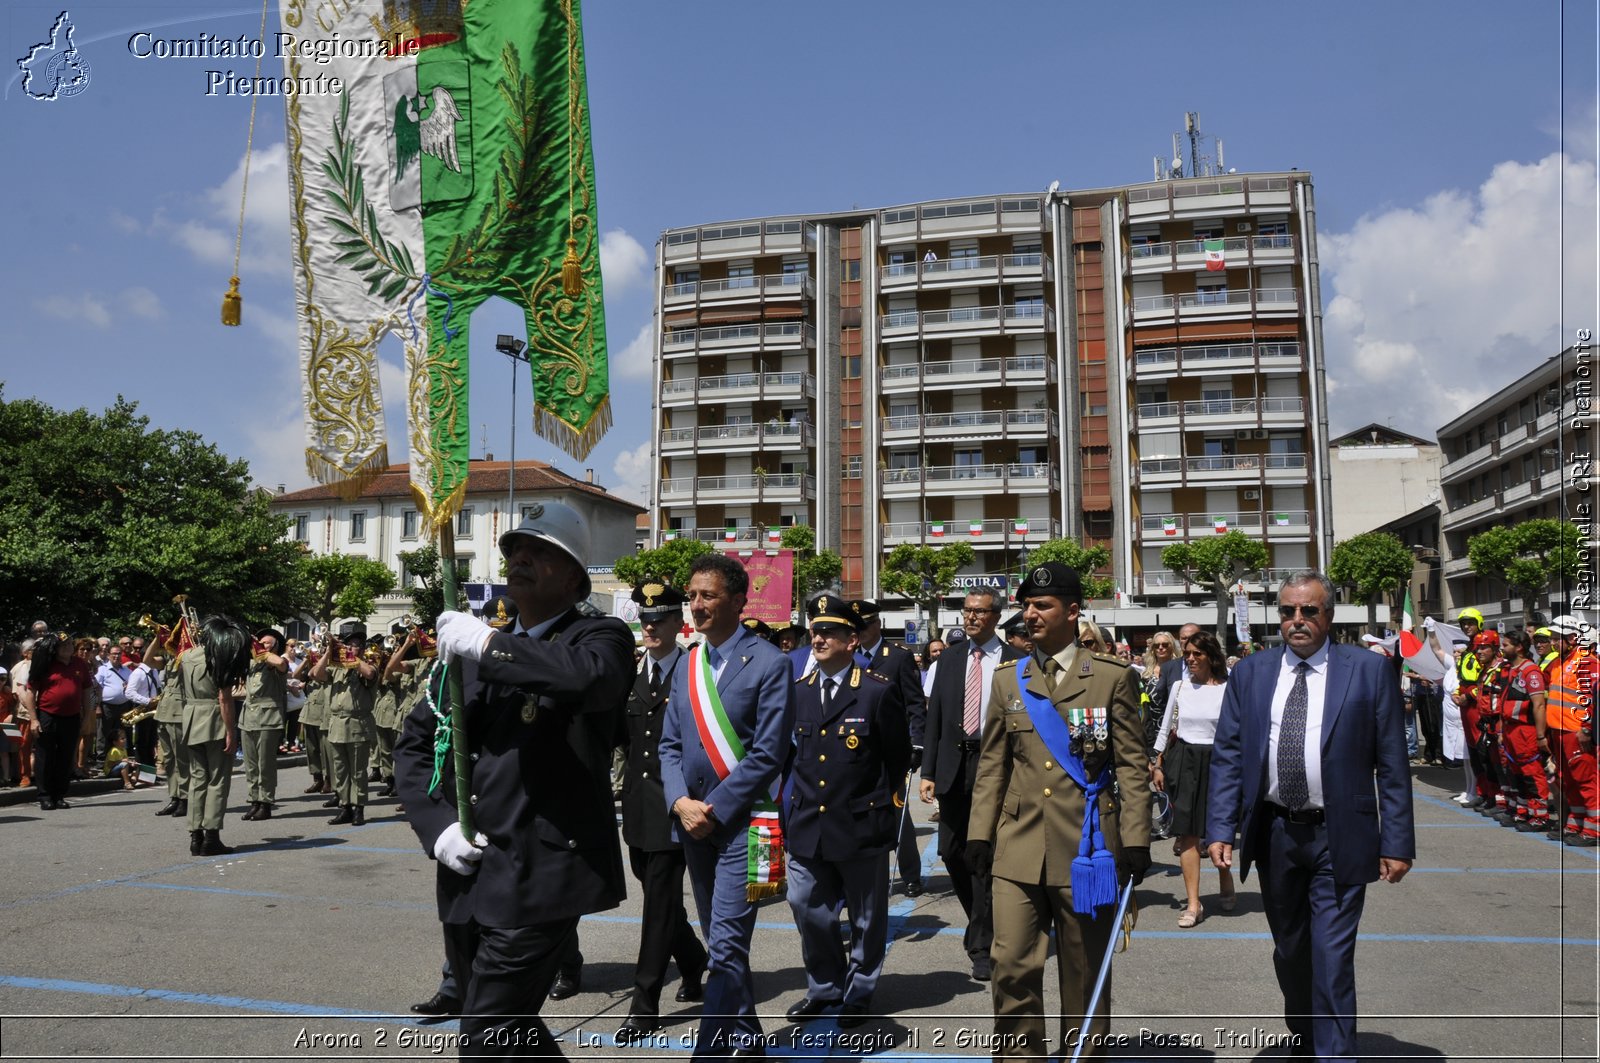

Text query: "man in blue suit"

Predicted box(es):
[1207, 570, 1415, 1063]
[661, 553, 796, 1059]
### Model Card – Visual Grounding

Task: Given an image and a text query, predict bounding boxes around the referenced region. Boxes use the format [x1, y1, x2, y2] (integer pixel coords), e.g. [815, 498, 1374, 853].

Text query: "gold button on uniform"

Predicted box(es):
[1044, 761, 1053, 769]
[1043, 787, 1052, 797]
[819, 805, 826, 812]
[819, 754, 826, 762]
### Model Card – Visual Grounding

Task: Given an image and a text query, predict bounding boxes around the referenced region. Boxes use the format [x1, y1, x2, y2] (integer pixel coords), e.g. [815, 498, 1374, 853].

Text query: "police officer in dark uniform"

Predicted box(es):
[784, 595, 911, 1028]
[615, 582, 708, 1043]
[852, 599, 926, 896]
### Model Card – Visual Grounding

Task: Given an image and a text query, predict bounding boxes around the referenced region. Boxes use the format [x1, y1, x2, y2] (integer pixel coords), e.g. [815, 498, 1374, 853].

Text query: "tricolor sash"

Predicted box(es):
[688, 644, 785, 900]
[1016, 658, 1119, 916]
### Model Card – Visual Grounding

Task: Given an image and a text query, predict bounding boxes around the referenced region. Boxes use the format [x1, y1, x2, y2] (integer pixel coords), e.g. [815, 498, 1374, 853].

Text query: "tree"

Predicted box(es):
[299, 553, 396, 628]
[1467, 519, 1583, 628]
[879, 541, 977, 635]
[781, 525, 842, 616]
[396, 543, 445, 626]
[1162, 531, 1271, 645]
[0, 389, 309, 636]
[1328, 531, 1416, 634]
[612, 537, 711, 590]
[1024, 538, 1114, 601]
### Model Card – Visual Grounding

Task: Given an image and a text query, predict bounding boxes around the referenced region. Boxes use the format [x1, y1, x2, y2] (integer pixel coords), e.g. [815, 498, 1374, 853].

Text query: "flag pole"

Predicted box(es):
[438, 520, 476, 836]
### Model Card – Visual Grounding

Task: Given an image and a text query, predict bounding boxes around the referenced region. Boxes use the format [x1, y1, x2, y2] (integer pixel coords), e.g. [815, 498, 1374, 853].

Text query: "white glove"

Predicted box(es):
[436, 610, 495, 664]
[432, 823, 488, 876]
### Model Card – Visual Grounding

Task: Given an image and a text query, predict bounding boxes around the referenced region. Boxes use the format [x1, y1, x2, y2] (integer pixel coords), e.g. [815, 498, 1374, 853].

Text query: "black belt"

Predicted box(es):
[1266, 802, 1324, 826]
[957, 738, 981, 753]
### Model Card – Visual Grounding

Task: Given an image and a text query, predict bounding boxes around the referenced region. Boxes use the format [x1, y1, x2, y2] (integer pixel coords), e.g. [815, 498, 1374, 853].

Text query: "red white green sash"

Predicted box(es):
[687, 643, 785, 900]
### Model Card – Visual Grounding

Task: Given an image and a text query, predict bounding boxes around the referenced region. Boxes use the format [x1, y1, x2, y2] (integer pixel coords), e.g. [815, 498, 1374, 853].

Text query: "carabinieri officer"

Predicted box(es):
[783, 594, 911, 1029]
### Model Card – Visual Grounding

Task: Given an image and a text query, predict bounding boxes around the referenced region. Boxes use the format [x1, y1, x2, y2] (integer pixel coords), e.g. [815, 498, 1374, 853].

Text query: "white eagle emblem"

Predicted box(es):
[394, 86, 463, 177]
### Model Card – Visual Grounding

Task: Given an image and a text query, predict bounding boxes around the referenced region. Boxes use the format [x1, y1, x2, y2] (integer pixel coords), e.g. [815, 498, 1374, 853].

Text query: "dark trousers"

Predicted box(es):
[1413, 685, 1443, 762]
[444, 916, 580, 1058]
[134, 716, 159, 766]
[934, 781, 993, 961]
[34, 712, 78, 802]
[1258, 815, 1366, 1063]
[628, 845, 707, 1016]
[893, 772, 922, 885]
[100, 703, 128, 757]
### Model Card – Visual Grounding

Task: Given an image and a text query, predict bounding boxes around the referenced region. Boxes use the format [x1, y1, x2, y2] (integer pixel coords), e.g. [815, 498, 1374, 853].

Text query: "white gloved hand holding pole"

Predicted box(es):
[436, 610, 496, 664]
[433, 823, 488, 876]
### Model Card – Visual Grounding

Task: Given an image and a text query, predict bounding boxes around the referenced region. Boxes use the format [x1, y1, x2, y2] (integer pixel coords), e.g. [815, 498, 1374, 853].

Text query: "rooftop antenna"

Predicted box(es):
[1155, 112, 1227, 180]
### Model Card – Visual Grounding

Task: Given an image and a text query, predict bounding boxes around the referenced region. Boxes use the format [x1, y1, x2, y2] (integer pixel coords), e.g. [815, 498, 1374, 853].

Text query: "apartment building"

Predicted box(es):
[649, 173, 1331, 616]
[1436, 346, 1597, 623]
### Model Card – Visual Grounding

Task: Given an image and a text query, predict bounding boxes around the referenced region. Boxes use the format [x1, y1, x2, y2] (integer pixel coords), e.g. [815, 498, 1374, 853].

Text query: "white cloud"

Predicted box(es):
[121, 287, 163, 320]
[600, 229, 650, 294]
[611, 440, 653, 505]
[611, 320, 655, 381]
[1321, 150, 1598, 437]
[164, 141, 292, 279]
[35, 292, 111, 328]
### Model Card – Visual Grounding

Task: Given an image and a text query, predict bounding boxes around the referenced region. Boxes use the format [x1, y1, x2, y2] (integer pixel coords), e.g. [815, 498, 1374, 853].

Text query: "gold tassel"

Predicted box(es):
[221, 276, 242, 326]
[560, 238, 583, 297]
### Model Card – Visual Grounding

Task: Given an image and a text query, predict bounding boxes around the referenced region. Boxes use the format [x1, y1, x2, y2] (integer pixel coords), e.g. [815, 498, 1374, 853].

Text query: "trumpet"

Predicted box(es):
[122, 704, 159, 728]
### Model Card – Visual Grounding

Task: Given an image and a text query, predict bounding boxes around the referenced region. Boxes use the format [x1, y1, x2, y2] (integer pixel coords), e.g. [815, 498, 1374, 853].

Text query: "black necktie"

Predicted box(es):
[822, 677, 834, 710]
[649, 661, 661, 698]
[1279, 662, 1311, 810]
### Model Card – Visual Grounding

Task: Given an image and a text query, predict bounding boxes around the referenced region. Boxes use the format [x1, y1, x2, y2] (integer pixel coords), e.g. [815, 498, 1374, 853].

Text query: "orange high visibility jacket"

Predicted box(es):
[1546, 648, 1597, 732]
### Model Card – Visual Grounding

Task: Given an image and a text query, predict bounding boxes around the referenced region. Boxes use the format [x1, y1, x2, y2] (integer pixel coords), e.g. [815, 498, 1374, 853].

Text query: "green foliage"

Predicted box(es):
[0, 389, 310, 636]
[879, 541, 977, 633]
[1025, 538, 1114, 600]
[396, 542, 445, 626]
[1162, 531, 1272, 644]
[613, 537, 711, 590]
[1468, 519, 1582, 625]
[299, 553, 396, 626]
[782, 525, 843, 615]
[1328, 531, 1416, 630]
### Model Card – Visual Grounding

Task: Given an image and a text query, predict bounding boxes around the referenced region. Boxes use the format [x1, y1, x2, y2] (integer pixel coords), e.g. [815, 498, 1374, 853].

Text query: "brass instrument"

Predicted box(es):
[121, 705, 159, 728]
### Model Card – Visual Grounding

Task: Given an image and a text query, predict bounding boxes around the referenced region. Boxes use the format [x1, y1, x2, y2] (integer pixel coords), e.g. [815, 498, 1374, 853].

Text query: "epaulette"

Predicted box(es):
[1091, 651, 1125, 666]
[865, 669, 890, 683]
[799, 672, 817, 685]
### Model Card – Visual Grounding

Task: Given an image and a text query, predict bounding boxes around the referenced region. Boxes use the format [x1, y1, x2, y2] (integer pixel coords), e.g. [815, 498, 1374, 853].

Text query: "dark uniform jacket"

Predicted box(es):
[784, 665, 911, 862]
[857, 638, 926, 747]
[618, 647, 684, 852]
[922, 640, 1025, 796]
[395, 608, 634, 928]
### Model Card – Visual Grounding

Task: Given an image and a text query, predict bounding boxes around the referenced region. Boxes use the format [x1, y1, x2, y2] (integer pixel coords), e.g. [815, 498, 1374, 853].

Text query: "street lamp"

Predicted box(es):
[496, 334, 529, 525]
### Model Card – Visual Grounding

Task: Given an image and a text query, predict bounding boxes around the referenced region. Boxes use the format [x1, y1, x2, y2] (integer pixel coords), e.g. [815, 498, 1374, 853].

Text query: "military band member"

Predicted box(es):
[153, 650, 189, 818]
[240, 628, 288, 820]
[297, 649, 331, 796]
[968, 563, 1151, 1063]
[309, 622, 378, 826]
[373, 622, 411, 798]
[852, 599, 927, 897]
[181, 616, 252, 856]
[783, 595, 910, 1029]
[614, 582, 708, 1044]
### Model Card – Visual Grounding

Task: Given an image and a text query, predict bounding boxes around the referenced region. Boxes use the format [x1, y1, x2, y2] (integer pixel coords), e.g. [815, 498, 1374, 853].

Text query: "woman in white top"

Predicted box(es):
[1151, 630, 1236, 926]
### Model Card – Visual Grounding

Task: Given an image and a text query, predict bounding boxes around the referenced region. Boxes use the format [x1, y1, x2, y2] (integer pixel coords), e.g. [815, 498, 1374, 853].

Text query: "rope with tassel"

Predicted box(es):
[221, 0, 271, 326]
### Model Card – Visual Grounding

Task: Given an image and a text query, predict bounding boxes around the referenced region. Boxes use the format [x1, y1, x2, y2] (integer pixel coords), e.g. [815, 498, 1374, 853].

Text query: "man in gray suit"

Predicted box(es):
[661, 553, 796, 1059]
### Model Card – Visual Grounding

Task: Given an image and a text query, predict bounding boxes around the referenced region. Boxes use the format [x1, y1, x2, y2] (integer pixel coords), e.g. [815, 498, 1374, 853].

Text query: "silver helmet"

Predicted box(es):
[498, 501, 592, 599]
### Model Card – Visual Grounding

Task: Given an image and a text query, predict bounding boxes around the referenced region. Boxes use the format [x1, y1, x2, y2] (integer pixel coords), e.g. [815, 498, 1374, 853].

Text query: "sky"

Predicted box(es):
[2, 1, 1596, 509]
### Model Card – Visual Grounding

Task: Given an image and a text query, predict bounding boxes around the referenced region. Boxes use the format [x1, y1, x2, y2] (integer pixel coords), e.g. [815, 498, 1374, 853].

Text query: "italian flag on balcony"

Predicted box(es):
[1013, 518, 1029, 534]
[663, 530, 678, 542]
[766, 527, 781, 544]
[1162, 518, 1179, 536]
[1213, 516, 1229, 533]
[1204, 239, 1226, 271]
[724, 526, 737, 542]
[969, 520, 985, 537]
[1272, 512, 1291, 526]
[931, 521, 945, 537]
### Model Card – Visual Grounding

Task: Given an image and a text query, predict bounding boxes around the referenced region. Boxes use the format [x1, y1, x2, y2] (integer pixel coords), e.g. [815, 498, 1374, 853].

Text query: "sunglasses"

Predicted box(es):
[1277, 605, 1323, 620]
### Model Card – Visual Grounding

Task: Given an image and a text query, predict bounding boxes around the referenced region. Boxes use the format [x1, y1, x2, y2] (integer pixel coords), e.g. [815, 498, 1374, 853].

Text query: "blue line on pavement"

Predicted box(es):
[1406, 866, 1600, 874]
[0, 973, 425, 1021]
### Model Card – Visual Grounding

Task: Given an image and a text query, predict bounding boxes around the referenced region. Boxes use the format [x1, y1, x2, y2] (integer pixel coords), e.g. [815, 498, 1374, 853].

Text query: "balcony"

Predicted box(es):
[1131, 342, 1303, 379]
[661, 321, 816, 359]
[1138, 565, 1299, 595]
[880, 408, 1057, 443]
[660, 371, 815, 407]
[1136, 396, 1306, 430]
[1137, 509, 1310, 542]
[881, 462, 1057, 499]
[661, 271, 815, 308]
[1127, 233, 1297, 276]
[879, 252, 1053, 292]
[1125, 176, 1293, 221]
[1136, 453, 1309, 487]
[879, 303, 1055, 340]
[658, 473, 817, 503]
[1439, 440, 1496, 480]
[880, 355, 1053, 394]
[662, 220, 815, 263]
[1440, 492, 1500, 529]
[1130, 287, 1300, 323]
[880, 516, 1063, 547]
[660, 421, 816, 454]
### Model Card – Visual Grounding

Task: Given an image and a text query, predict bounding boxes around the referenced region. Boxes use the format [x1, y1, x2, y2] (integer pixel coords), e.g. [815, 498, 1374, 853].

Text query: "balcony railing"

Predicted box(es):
[881, 463, 1055, 491]
[880, 517, 1063, 544]
[1132, 342, 1303, 375]
[661, 321, 816, 351]
[659, 422, 816, 451]
[1130, 288, 1299, 315]
[1138, 453, 1309, 478]
[881, 408, 1058, 437]
[660, 371, 815, 403]
[1139, 511, 1311, 538]
[879, 303, 1054, 333]
[879, 252, 1052, 287]
[880, 355, 1053, 388]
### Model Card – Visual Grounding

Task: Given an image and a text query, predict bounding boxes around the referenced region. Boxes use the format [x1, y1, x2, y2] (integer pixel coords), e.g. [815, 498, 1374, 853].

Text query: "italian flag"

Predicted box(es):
[1162, 518, 1178, 536]
[766, 527, 781, 544]
[1273, 513, 1291, 526]
[1401, 587, 1416, 633]
[724, 526, 737, 542]
[1013, 518, 1029, 534]
[969, 520, 985, 537]
[1213, 516, 1228, 533]
[931, 521, 945, 537]
[663, 530, 678, 542]
[137, 763, 158, 786]
[1204, 238, 1225, 271]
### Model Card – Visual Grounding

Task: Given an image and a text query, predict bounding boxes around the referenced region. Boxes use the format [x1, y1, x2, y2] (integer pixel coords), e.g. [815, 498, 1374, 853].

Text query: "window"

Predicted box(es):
[1268, 433, 1305, 454]
[454, 558, 472, 581]
[1203, 438, 1236, 457]
[845, 456, 863, 479]
[293, 514, 309, 542]
[842, 259, 861, 282]
[883, 208, 917, 224]
[843, 355, 861, 378]
[1000, 197, 1040, 213]
[456, 507, 473, 536]
[781, 258, 809, 275]
[1192, 224, 1222, 240]
[349, 511, 367, 541]
[402, 509, 420, 539]
[888, 451, 920, 470]
[673, 268, 699, 284]
[727, 263, 755, 289]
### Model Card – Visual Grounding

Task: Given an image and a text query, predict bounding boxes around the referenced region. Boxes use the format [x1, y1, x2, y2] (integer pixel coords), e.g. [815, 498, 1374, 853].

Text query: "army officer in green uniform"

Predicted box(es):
[152, 649, 190, 819]
[309, 622, 378, 825]
[181, 616, 252, 856]
[967, 563, 1151, 1063]
[240, 628, 288, 821]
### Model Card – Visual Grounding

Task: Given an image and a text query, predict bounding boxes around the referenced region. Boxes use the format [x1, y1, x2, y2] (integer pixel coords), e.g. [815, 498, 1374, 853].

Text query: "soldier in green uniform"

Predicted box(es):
[968, 563, 1152, 1063]
[240, 628, 288, 821]
[296, 643, 331, 796]
[377, 623, 430, 800]
[152, 649, 189, 819]
[180, 616, 251, 856]
[309, 621, 378, 825]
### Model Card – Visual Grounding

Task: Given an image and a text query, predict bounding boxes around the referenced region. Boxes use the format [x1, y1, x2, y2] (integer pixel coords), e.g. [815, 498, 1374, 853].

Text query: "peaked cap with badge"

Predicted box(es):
[1016, 561, 1083, 604]
[633, 582, 687, 624]
[479, 595, 519, 631]
[807, 592, 859, 633]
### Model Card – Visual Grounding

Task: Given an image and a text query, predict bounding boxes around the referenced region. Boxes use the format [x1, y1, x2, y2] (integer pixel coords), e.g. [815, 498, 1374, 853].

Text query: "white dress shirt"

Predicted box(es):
[1266, 641, 1330, 809]
[967, 635, 1005, 714]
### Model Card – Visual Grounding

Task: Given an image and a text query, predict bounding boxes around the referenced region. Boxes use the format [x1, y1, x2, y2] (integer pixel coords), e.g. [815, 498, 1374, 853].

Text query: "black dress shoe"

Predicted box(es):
[154, 798, 181, 817]
[675, 968, 704, 1002]
[322, 796, 341, 808]
[837, 1002, 872, 1029]
[351, 805, 365, 826]
[241, 802, 261, 821]
[971, 956, 992, 982]
[328, 806, 354, 825]
[190, 830, 205, 855]
[39, 799, 54, 811]
[548, 969, 581, 1001]
[176, 799, 188, 816]
[615, 1015, 661, 1044]
[254, 804, 272, 820]
[409, 991, 460, 1017]
[904, 880, 924, 898]
[785, 996, 837, 1023]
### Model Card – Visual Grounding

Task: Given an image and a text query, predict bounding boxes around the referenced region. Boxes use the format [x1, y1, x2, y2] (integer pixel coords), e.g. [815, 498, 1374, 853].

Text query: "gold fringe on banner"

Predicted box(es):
[411, 479, 469, 537]
[534, 395, 611, 462]
[304, 447, 388, 501]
